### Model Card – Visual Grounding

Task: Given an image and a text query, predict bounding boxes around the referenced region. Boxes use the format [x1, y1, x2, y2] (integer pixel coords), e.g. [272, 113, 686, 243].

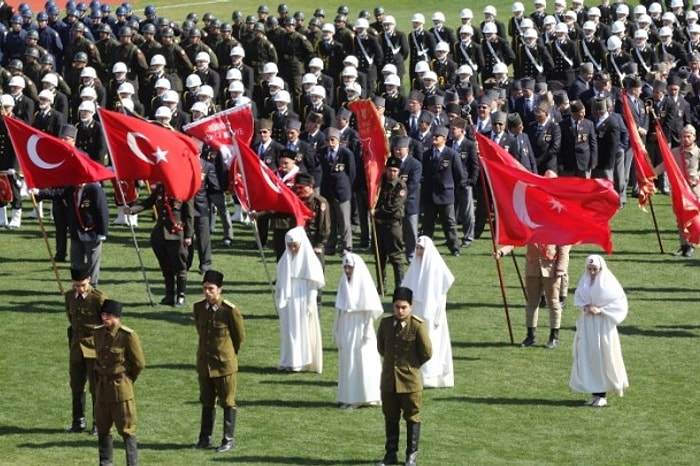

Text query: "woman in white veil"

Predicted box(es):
[401, 236, 455, 388]
[570, 254, 628, 407]
[333, 252, 383, 408]
[276, 226, 325, 373]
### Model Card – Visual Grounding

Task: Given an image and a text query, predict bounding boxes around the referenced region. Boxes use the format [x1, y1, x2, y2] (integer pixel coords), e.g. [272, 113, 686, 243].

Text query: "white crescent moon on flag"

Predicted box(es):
[513, 181, 541, 229]
[27, 134, 64, 169]
[259, 160, 282, 193]
[127, 132, 155, 165]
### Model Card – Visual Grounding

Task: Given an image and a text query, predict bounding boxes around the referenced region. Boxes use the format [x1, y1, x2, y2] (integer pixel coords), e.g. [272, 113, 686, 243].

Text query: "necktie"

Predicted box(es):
[411, 116, 417, 135]
[433, 149, 440, 161]
[258, 144, 264, 157]
[328, 150, 335, 162]
[477, 121, 483, 132]
[536, 124, 543, 136]
[527, 99, 532, 113]
[574, 121, 578, 134]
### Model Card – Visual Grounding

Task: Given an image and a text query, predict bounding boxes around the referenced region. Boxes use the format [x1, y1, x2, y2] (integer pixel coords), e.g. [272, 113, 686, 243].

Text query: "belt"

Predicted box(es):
[375, 218, 400, 225]
[99, 372, 127, 381]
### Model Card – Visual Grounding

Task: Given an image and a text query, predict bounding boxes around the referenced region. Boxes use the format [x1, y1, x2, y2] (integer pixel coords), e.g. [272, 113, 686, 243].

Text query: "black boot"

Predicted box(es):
[547, 328, 560, 349]
[175, 275, 187, 307]
[405, 421, 421, 466]
[160, 274, 175, 305]
[392, 263, 404, 291]
[67, 391, 86, 432]
[520, 327, 536, 347]
[98, 434, 113, 466]
[194, 407, 216, 449]
[124, 435, 138, 466]
[375, 421, 400, 465]
[216, 407, 236, 453]
[89, 393, 97, 435]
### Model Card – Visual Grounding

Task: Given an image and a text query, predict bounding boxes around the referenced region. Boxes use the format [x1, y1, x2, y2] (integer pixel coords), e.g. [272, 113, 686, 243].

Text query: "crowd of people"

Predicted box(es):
[1, 0, 677, 463]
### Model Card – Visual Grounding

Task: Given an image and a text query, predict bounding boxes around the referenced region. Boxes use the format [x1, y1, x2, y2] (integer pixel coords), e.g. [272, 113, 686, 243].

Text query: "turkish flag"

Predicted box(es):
[183, 103, 255, 166]
[480, 152, 619, 254]
[230, 142, 313, 226]
[654, 121, 700, 244]
[98, 109, 201, 200]
[620, 95, 656, 210]
[3, 116, 115, 189]
[348, 99, 389, 208]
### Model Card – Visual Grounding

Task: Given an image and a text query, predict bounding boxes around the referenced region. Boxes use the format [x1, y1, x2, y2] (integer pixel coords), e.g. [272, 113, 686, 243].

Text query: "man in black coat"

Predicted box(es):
[558, 101, 598, 177]
[590, 98, 621, 181]
[392, 135, 423, 263]
[448, 118, 479, 248]
[420, 125, 464, 256]
[527, 101, 562, 175]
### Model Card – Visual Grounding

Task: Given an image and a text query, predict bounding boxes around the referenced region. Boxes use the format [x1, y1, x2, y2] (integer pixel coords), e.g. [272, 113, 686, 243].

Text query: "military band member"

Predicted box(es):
[480, 21, 515, 84]
[127, 183, 194, 307]
[408, 14, 436, 83]
[94, 299, 145, 466]
[514, 28, 554, 82]
[375, 287, 432, 466]
[379, 15, 410, 79]
[75, 101, 106, 164]
[547, 23, 581, 88]
[193, 270, 245, 453]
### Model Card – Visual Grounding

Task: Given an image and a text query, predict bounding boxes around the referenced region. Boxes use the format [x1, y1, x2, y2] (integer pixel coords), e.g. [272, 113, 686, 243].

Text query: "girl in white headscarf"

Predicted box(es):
[401, 236, 455, 388]
[333, 252, 384, 408]
[276, 226, 325, 373]
[570, 254, 628, 407]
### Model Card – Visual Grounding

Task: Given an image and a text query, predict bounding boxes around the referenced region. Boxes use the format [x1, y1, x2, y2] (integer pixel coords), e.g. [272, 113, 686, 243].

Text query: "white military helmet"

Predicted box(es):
[648, 3, 662, 14]
[662, 12, 677, 22]
[228, 81, 244, 93]
[78, 100, 96, 112]
[150, 54, 166, 66]
[155, 106, 172, 119]
[302, 73, 317, 85]
[382, 15, 395, 24]
[606, 35, 622, 51]
[274, 90, 291, 103]
[634, 29, 648, 40]
[190, 101, 208, 114]
[230, 46, 245, 57]
[616, 4, 629, 16]
[457, 64, 474, 76]
[460, 8, 473, 19]
[534, 0, 546, 6]
[343, 55, 359, 67]
[611, 20, 625, 34]
[587, 6, 601, 17]
[493, 62, 508, 74]
[80, 87, 97, 99]
[262, 62, 278, 74]
[658, 26, 672, 37]
[162, 90, 179, 103]
[38, 89, 54, 103]
[460, 25, 474, 35]
[382, 64, 397, 75]
[524, 28, 538, 39]
[432, 12, 446, 22]
[185, 74, 202, 88]
[269, 76, 284, 88]
[1, 94, 15, 106]
[633, 5, 647, 16]
[637, 14, 651, 24]
[80, 66, 97, 78]
[435, 41, 449, 53]
[414, 61, 430, 73]
[384, 74, 401, 86]
[309, 57, 324, 70]
[354, 18, 369, 29]
[554, 22, 568, 33]
[583, 21, 596, 31]
[310, 85, 326, 98]
[118, 82, 135, 94]
[484, 5, 497, 16]
[512, 2, 525, 13]
[197, 85, 214, 98]
[322, 23, 335, 33]
[42, 73, 58, 87]
[483, 22, 497, 34]
[411, 13, 425, 24]
[423, 71, 438, 82]
[155, 78, 171, 90]
[345, 82, 361, 94]
[521, 18, 534, 29]
[671, 0, 684, 8]
[543, 15, 556, 26]
[225, 68, 242, 81]
[195, 51, 210, 63]
[687, 11, 699, 21]
[341, 66, 358, 77]
[112, 62, 127, 73]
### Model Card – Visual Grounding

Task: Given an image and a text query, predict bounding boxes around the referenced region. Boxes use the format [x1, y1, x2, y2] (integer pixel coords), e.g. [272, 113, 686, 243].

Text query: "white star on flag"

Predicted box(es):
[548, 197, 565, 213]
[152, 147, 168, 163]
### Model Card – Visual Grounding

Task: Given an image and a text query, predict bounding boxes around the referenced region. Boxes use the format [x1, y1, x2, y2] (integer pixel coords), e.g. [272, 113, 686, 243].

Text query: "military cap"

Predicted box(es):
[336, 107, 352, 120]
[552, 90, 569, 105]
[373, 96, 385, 108]
[295, 172, 314, 186]
[391, 123, 407, 137]
[535, 101, 552, 114]
[325, 127, 341, 139]
[426, 95, 444, 107]
[667, 75, 683, 87]
[592, 98, 607, 113]
[60, 124, 78, 139]
[282, 16, 294, 26]
[101, 299, 122, 317]
[245, 14, 256, 23]
[386, 156, 402, 169]
[445, 103, 461, 115]
[70, 267, 90, 281]
[392, 135, 410, 149]
[477, 95, 493, 107]
[258, 118, 273, 130]
[392, 286, 413, 304]
[652, 80, 667, 92]
[433, 126, 449, 138]
[253, 22, 265, 32]
[418, 110, 435, 124]
[374, 7, 385, 16]
[491, 111, 507, 124]
[506, 112, 523, 128]
[593, 72, 610, 82]
[314, 8, 325, 17]
[202, 270, 224, 287]
[534, 82, 548, 94]
[285, 119, 302, 131]
[623, 75, 643, 89]
[258, 5, 269, 13]
[306, 112, 323, 125]
[520, 77, 535, 90]
[580, 62, 594, 74]
[278, 3, 289, 14]
[444, 89, 458, 103]
[278, 149, 297, 160]
[309, 18, 321, 27]
[408, 90, 424, 103]
[621, 62, 638, 76]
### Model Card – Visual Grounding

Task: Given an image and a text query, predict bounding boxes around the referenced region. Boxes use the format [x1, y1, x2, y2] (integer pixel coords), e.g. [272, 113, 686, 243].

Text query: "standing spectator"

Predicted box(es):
[558, 101, 597, 178]
[448, 118, 479, 248]
[64, 266, 107, 434]
[402, 236, 455, 388]
[376, 287, 432, 466]
[94, 300, 145, 466]
[193, 270, 246, 453]
[569, 255, 628, 407]
[275, 226, 325, 372]
[392, 135, 422, 263]
[333, 253, 383, 409]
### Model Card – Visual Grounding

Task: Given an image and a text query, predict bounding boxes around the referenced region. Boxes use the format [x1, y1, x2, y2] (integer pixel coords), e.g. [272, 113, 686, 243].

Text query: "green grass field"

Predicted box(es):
[2, 0, 700, 464]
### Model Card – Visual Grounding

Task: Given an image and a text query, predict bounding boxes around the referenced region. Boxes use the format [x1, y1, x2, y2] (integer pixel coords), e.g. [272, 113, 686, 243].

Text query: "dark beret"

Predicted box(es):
[101, 299, 122, 317]
[202, 270, 224, 287]
[392, 286, 413, 304]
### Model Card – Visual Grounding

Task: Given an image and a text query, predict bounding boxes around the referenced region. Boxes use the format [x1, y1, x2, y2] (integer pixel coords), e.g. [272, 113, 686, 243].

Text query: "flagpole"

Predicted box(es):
[224, 121, 275, 301]
[98, 121, 156, 306]
[471, 123, 515, 344]
[510, 251, 527, 301]
[31, 191, 65, 295]
[647, 197, 664, 254]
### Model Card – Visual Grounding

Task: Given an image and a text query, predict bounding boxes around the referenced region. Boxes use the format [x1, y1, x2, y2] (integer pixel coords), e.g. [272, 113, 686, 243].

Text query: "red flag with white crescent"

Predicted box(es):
[348, 99, 388, 208]
[478, 133, 619, 253]
[620, 95, 656, 210]
[98, 108, 201, 200]
[3, 116, 115, 189]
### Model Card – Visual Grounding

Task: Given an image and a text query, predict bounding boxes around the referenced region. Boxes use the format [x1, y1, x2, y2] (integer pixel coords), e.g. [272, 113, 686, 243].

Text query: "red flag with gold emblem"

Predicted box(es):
[348, 99, 389, 208]
[620, 95, 656, 210]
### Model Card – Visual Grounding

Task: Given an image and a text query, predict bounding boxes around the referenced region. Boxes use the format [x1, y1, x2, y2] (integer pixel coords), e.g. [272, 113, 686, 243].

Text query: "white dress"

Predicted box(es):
[333, 253, 383, 406]
[276, 227, 325, 373]
[401, 236, 455, 388]
[569, 255, 629, 396]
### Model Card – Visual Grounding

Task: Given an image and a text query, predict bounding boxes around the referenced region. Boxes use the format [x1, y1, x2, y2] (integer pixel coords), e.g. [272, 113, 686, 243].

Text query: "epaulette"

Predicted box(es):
[120, 325, 134, 334]
[91, 288, 106, 298]
[222, 299, 237, 310]
[94, 324, 105, 329]
[411, 315, 424, 323]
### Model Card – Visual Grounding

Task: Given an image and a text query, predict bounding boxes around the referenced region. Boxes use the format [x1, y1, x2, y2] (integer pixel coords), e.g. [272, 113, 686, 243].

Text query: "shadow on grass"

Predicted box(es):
[618, 326, 696, 338]
[451, 341, 515, 348]
[452, 356, 481, 361]
[259, 379, 337, 387]
[18, 439, 96, 448]
[241, 313, 280, 320]
[145, 363, 194, 371]
[238, 365, 286, 375]
[436, 396, 583, 407]
[0, 426, 65, 436]
[139, 441, 196, 451]
[211, 457, 367, 465]
[242, 400, 333, 409]
[136, 310, 194, 326]
[656, 324, 700, 330]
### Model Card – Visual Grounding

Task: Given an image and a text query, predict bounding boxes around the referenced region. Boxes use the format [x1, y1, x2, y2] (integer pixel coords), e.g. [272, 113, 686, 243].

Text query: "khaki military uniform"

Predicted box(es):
[302, 192, 331, 258]
[194, 298, 245, 408]
[94, 322, 145, 436]
[374, 177, 406, 290]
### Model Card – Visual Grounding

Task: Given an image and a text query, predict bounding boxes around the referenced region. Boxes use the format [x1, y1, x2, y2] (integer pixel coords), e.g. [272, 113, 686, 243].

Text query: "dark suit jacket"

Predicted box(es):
[594, 115, 621, 170]
[526, 118, 561, 175]
[447, 137, 479, 187]
[251, 139, 285, 171]
[398, 155, 422, 216]
[421, 145, 464, 205]
[319, 145, 356, 202]
[39, 183, 109, 242]
[559, 117, 598, 172]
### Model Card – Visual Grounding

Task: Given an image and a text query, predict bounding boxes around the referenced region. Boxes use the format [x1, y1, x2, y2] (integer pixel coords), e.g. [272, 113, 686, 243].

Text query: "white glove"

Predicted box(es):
[97, 235, 107, 242]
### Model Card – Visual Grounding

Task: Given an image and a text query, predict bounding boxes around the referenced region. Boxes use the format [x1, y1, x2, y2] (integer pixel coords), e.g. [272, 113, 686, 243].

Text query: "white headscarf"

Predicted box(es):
[574, 254, 628, 322]
[401, 236, 455, 321]
[335, 252, 383, 318]
[275, 226, 325, 309]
